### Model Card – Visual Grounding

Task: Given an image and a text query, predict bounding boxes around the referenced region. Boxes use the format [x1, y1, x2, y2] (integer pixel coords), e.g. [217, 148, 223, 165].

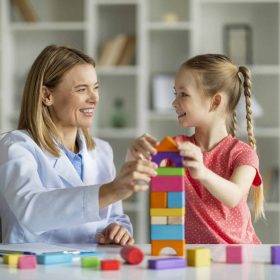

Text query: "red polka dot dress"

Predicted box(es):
[174, 134, 262, 244]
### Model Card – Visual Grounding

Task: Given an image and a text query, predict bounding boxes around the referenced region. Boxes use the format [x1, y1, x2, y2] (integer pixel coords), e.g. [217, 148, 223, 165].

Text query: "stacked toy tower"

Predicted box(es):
[150, 136, 185, 256]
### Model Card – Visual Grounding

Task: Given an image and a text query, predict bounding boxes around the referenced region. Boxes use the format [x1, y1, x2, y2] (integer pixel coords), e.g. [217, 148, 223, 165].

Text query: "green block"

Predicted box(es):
[156, 167, 185, 176]
[81, 257, 101, 269]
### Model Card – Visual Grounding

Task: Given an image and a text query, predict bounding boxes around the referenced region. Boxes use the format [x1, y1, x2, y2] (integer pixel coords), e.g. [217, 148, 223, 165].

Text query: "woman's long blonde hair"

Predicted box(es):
[182, 54, 265, 220]
[18, 45, 96, 157]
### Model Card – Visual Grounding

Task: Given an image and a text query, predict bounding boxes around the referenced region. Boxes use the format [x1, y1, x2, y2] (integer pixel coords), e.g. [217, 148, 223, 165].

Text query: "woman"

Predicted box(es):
[0, 45, 157, 245]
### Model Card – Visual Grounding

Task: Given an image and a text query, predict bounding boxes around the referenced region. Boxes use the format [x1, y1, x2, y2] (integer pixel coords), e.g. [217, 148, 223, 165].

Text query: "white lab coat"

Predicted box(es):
[0, 130, 132, 243]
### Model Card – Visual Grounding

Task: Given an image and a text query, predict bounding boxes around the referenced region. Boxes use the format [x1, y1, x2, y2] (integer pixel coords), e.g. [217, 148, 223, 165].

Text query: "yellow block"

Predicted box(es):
[187, 248, 211, 267]
[3, 254, 23, 266]
[150, 208, 185, 216]
[167, 216, 184, 224]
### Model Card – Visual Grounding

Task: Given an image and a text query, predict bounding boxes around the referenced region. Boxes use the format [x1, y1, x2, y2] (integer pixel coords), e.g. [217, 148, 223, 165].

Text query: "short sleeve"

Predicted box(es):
[232, 147, 262, 187]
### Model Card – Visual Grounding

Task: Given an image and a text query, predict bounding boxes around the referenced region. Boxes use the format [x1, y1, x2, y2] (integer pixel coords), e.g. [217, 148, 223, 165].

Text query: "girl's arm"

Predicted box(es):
[179, 142, 256, 208]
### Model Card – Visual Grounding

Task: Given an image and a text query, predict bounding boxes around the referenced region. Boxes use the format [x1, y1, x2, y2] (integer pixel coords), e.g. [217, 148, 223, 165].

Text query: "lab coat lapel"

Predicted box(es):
[54, 153, 84, 187]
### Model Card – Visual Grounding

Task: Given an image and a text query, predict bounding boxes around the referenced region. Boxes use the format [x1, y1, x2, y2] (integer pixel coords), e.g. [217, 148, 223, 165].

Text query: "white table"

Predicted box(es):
[0, 244, 279, 280]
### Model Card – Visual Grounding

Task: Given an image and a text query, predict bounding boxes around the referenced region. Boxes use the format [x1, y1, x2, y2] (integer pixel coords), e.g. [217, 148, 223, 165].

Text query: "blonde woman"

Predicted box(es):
[0, 45, 157, 244]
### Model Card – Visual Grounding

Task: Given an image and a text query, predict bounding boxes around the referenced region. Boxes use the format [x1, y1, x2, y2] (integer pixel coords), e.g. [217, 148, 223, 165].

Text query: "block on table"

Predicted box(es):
[150, 208, 185, 217]
[226, 246, 243, 264]
[3, 254, 22, 266]
[271, 246, 280, 265]
[18, 255, 37, 269]
[187, 248, 211, 267]
[120, 245, 144, 265]
[167, 216, 184, 225]
[148, 257, 186, 269]
[156, 167, 185, 176]
[101, 259, 121, 270]
[37, 253, 72, 265]
[81, 256, 101, 269]
[151, 176, 184, 192]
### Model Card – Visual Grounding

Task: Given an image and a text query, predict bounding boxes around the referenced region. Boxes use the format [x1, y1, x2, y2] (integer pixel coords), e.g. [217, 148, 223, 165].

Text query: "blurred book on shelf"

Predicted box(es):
[14, 0, 38, 22]
[98, 34, 136, 66]
[263, 167, 279, 202]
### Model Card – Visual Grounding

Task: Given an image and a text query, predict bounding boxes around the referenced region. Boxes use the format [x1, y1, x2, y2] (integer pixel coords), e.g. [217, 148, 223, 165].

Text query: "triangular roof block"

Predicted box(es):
[156, 136, 178, 152]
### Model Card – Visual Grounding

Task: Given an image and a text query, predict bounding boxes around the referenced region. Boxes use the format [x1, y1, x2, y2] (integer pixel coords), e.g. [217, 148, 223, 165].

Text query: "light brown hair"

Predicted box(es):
[18, 45, 96, 157]
[182, 54, 264, 220]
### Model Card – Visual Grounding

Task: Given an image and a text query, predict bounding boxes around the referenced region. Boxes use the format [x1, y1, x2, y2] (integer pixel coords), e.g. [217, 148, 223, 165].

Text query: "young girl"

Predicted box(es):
[129, 54, 264, 244]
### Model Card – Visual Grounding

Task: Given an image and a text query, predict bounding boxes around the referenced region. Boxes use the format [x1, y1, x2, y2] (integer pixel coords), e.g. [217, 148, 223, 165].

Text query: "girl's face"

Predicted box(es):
[173, 68, 212, 128]
[47, 64, 99, 132]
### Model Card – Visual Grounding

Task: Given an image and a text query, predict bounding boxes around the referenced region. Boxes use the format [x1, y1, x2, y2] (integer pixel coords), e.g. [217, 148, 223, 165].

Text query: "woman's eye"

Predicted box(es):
[77, 88, 86, 92]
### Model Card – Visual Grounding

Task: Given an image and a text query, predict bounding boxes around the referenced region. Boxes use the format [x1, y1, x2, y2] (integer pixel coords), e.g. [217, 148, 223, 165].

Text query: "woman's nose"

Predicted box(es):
[88, 88, 99, 102]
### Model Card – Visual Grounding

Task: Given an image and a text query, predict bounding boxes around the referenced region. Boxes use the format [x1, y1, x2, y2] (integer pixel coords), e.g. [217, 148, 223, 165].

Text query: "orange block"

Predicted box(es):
[156, 136, 178, 152]
[151, 240, 185, 257]
[150, 192, 167, 208]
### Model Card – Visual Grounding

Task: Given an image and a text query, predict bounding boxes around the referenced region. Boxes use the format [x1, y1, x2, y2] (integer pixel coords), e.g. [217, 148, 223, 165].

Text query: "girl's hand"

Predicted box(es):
[178, 142, 207, 180]
[95, 223, 134, 246]
[128, 133, 158, 160]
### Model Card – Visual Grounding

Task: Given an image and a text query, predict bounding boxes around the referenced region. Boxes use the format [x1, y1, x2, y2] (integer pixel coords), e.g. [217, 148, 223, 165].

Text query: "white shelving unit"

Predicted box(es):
[0, 0, 279, 243]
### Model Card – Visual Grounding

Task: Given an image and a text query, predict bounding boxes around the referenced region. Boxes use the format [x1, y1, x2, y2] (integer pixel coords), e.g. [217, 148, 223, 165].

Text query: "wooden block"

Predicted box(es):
[37, 253, 72, 265]
[156, 167, 185, 176]
[148, 257, 186, 269]
[152, 152, 183, 167]
[151, 216, 167, 224]
[151, 176, 184, 192]
[167, 216, 184, 224]
[101, 260, 121, 270]
[3, 254, 22, 265]
[151, 240, 185, 257]
[150, 192, 167, 208]
[156, 136, 178, 152]
[81, 257, 101, 269]
[168, 192, 185, 208]
[187, 248, 211, 267]
[151, 225, 184, 240]
[120, 245, 144, 265]
[150, 208, 184, 217]
[18, 255, 37, 269]
[226, 246, 243, 264]
[271, 246, 280, 265]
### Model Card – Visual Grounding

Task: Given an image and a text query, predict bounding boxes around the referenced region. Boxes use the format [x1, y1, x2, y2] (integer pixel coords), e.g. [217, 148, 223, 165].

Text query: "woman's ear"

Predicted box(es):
[210, 93, 222, 111]
[42, 86, 53, 106]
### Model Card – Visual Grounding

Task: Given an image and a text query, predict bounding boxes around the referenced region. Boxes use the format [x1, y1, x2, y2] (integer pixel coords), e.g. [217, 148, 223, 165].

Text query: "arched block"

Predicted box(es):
[152, 152, 183, 167]
[151, 240, 185, 257]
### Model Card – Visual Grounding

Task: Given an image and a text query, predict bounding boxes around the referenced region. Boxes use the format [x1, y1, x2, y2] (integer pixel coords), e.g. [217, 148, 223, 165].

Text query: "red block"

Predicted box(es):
[120, 245, 144, 265]
[101, 260, 121, 270]
[226, 246, 243, 264]
[18, 255, 37, 269]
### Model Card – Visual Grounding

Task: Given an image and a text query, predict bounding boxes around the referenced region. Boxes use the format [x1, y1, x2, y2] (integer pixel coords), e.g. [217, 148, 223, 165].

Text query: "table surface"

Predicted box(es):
[0, 243, 280, 280]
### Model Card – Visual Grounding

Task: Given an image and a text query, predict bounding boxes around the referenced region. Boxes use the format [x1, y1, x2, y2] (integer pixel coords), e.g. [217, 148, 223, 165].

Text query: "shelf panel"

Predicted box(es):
[201, 0, 280, 3]
[148, 111, 176, 121]
[96, 0, 138, 5]
[238, 127, 280, 138]
[147, 22, 193, 31]
[97, 66, 139, 76]
[10, 22, 86, 31]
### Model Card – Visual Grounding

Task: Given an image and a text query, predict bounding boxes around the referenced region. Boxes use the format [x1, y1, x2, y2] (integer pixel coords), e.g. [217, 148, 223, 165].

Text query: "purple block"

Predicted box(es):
[152, 152, 183, 167]
[151, 176, 184, 192]
[271, 246, 280, 265]
[226, 246, 243, 264]
[148, 258, 186, 270]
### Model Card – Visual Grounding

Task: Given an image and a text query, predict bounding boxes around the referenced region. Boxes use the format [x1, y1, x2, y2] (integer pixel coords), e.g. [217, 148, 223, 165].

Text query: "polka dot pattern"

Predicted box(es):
[173, 134, 262, 244]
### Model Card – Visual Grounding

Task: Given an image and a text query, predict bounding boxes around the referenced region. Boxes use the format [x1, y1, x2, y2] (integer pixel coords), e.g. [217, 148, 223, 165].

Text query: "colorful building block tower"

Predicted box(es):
[150, 136, 185, 256]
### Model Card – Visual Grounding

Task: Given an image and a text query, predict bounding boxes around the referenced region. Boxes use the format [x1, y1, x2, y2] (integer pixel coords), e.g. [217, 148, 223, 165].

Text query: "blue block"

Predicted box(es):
[168, 192, 185, 208]
[151, 225, 184, 240]
[37, 253, 72, 265]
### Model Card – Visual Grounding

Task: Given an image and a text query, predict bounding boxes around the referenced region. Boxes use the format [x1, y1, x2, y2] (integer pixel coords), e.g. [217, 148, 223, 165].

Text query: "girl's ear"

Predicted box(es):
[42, 86, 53, 106]
[210, 93, 222, 111]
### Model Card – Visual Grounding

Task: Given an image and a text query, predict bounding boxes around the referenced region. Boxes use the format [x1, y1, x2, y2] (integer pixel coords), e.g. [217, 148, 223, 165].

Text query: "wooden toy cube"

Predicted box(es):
[187, 248, 211, 267]
[271, 246, 280, 265]
[226, 246, 243, 264]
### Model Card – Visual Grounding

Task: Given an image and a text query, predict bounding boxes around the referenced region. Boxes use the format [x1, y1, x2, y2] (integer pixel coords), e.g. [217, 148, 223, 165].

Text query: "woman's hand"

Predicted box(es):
[128, 133, 158, 160]
[178, 142, 207, 180]
[95, 223, 134, 246]
[99, 158, 158, 208]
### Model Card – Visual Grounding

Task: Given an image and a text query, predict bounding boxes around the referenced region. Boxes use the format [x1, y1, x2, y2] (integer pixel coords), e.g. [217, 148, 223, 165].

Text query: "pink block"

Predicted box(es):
[226, 246, 243, 264]
[151, 176, 184, 192]
[18, 255, 37, 269]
